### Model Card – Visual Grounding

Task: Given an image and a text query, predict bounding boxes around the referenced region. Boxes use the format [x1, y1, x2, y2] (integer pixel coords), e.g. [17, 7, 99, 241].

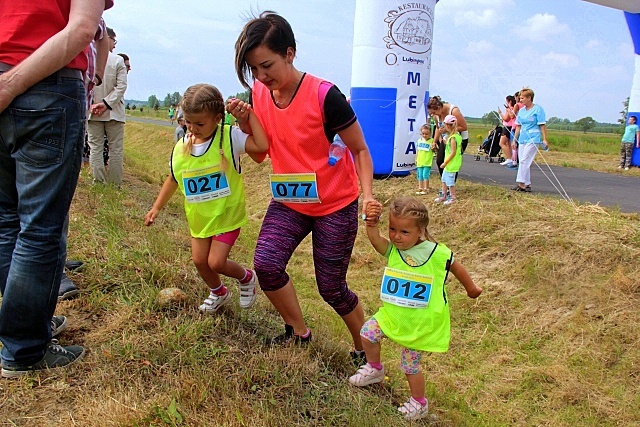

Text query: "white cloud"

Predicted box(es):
[542, 52, 580, 68]
[519, 13, 570, 42]
[590, 64, 630, 82]
[455, 9, 500, 28]
[440, 0, 515, 29]
[585, 39, 603, 49]
[617, 41, 634, 57]
[466, 39, 497, 56]
[444, 0, 514, 9]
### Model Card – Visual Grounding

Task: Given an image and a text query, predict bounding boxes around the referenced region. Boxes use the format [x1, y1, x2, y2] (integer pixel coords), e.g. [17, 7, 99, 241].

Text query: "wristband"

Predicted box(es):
[94, 74, 103, 86]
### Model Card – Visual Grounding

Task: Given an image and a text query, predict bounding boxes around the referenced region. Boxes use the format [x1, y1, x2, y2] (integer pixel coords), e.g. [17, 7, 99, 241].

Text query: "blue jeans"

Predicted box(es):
[0, 71, 85, 366]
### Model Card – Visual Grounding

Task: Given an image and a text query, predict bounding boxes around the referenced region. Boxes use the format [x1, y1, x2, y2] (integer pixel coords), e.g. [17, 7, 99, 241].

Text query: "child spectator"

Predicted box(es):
[434, 115, 462, 205]
[415, 124, 435, 194]
[175, 116, 186, 142]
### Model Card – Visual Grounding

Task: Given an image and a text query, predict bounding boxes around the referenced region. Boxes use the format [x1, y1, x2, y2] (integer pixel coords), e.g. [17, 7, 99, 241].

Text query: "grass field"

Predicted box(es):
[1, 121, 639, 426]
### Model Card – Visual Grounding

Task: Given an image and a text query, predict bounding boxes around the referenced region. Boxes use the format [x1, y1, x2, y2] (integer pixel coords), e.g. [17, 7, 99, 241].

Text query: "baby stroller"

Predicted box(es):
[475, 125, 505, 163]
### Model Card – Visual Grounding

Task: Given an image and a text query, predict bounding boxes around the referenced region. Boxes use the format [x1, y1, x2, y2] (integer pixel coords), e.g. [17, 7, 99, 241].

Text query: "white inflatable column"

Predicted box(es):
[350, 1, 438, 175]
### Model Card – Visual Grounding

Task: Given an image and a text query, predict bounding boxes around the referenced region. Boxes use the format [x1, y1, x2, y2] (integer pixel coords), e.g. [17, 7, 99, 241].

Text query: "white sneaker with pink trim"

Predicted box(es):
[398, 396, 429, 420]
[239, 270, 257, 309]
[348, 363, 384, 386]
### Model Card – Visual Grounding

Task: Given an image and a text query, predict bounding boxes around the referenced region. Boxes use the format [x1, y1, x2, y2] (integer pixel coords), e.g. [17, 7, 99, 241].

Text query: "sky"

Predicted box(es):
[103, 0, 636, 123]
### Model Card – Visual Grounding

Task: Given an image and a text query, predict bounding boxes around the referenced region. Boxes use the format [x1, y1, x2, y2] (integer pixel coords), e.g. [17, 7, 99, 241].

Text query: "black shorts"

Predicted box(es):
[501, 126, 513, 138]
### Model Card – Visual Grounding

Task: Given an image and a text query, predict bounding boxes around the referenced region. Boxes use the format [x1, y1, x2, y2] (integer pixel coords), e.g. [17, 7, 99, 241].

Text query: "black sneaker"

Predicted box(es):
[265, 324, 312, 346]
[350, 350, 367, 367]
[51, 315, 67, 338]
[64, 259, 85, 272]
[1, 339, 85, 379]
[58, 273, 79, 301]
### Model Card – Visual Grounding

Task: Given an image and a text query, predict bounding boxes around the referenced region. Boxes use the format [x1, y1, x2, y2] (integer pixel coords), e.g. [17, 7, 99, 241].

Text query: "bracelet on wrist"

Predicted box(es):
[94, 74, 102, 86]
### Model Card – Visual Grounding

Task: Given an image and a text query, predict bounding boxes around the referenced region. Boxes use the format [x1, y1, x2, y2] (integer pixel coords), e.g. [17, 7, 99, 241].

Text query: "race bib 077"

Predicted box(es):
[269, 173, 320, 203]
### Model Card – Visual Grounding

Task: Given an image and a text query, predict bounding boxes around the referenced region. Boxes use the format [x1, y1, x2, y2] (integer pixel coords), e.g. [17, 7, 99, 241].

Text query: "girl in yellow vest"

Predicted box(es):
[349, 197, 482, 421]
[144, 84, 269, 313]
[434, 115, 463, 205]
[415, 124, 435, 194]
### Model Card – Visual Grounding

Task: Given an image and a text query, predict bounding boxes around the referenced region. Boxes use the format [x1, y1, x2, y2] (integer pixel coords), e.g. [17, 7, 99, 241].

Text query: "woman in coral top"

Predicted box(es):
[228, 11, 374, 364]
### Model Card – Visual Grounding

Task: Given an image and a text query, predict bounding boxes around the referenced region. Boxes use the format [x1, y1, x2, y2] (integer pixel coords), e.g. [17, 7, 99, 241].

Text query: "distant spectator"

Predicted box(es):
[117, 53, 131, 73]
[168, 104, 176, 124]
[507, 91, 525, 169]
[175, 116, 186, 142]
[87, 26, 128, 186]
[498, 95, 516, 167]
[512, 88, 548, 192]
[620, 115, 640, 170]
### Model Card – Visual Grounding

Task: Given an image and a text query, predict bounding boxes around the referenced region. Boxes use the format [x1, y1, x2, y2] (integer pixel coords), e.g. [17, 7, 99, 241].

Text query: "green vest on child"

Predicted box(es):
[444, 133, 463, 173]
[416, 137, 434, 168]
[171, 125, 247, 238]
[374, 241, 453, 352]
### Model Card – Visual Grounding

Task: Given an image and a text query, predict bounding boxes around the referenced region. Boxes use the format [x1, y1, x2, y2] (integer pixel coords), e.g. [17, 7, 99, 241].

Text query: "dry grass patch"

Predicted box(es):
[1, 122, 638, 426]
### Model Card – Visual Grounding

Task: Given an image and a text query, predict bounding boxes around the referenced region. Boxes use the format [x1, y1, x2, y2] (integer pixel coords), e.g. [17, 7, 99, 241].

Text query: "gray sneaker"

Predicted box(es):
[58, 273, 79, 301]
[51, 315, 67, 338]
[1, 339, 85, 379]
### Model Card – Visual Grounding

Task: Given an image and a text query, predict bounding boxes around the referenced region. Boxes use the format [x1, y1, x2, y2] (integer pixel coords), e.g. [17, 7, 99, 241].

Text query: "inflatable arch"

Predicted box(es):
[351, 0, 640, 174]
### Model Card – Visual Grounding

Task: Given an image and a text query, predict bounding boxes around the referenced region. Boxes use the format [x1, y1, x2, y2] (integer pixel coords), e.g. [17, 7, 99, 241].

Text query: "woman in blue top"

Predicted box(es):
[512, 88, 548, 192]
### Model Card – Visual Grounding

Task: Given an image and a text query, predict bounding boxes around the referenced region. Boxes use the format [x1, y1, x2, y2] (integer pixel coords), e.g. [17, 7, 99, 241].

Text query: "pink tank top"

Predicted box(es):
[253, 74, 359, 216]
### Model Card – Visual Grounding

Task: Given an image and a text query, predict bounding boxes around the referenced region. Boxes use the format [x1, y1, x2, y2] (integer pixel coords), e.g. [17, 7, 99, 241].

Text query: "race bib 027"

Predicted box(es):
[182, 165, 230, 203]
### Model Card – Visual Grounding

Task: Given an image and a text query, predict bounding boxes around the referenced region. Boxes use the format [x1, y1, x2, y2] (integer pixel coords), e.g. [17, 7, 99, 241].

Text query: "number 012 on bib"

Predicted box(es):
[380, 267, 433, 309]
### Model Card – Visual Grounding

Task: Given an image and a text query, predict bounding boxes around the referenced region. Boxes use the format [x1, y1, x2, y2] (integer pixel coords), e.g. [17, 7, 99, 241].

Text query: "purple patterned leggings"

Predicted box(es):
[254, 199, 359, 316]
[361, 317, 423, 375]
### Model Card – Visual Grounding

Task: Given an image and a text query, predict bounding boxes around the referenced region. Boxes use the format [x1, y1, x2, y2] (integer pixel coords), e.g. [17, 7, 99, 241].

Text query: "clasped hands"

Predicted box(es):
[226, 98, 252, 122]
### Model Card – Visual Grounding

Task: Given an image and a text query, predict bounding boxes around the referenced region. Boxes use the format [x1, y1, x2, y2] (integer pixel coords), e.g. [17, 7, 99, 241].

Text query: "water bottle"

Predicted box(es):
[539, 141, 549, 151]
[328, 135, 347, 166]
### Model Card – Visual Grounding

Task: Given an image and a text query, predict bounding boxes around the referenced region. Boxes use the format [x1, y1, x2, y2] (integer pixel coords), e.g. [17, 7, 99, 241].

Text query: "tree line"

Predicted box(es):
[135, 90, 251, 111]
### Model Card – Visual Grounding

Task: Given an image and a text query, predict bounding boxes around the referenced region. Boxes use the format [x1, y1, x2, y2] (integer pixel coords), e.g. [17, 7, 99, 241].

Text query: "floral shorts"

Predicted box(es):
[360, 317, 423, 375]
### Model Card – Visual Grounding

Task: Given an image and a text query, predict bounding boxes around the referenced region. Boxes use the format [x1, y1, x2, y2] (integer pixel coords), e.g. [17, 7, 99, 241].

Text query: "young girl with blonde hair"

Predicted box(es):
[145, 84, 269, 313]
[434, 115, 463, 205]
[415, 124, 435, 194]
[349, 197, 482, 420]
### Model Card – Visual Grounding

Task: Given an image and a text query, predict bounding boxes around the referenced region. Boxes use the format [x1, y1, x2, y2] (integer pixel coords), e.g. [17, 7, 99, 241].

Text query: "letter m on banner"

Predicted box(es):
[407, 72, 421, 86]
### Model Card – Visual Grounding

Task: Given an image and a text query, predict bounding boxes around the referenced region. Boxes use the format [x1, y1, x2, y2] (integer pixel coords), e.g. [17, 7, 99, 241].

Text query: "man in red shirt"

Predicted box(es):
[0, 0, 112, 378]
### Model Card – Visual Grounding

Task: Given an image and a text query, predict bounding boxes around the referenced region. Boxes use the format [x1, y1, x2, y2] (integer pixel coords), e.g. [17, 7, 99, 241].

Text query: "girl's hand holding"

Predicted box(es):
[364, 199, 382, 226]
